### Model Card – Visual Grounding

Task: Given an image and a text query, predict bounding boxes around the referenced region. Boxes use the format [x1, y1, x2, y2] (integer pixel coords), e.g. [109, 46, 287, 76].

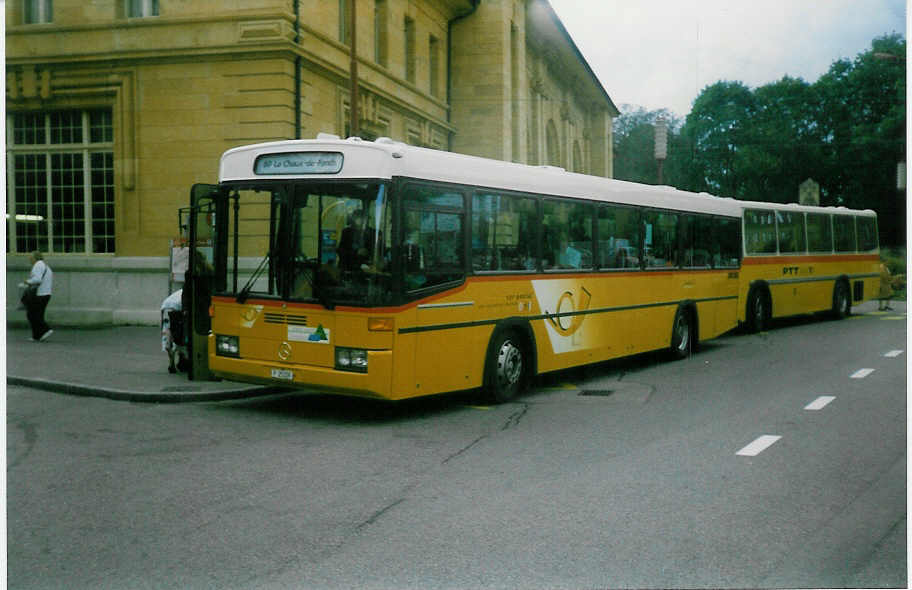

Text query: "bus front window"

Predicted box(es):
[292, 182, 393, 307]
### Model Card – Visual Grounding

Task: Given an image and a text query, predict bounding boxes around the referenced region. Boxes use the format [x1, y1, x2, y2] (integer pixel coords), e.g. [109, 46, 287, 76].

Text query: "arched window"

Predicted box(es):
[546, 119, 559, 166]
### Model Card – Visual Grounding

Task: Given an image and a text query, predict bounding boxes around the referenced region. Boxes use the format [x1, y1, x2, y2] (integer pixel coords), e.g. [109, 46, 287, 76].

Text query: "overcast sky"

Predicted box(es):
[548, 0, 907, 118]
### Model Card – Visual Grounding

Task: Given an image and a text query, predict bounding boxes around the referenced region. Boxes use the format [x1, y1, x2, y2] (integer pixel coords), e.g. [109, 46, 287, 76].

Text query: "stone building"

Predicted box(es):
[5, 0, 618, 325]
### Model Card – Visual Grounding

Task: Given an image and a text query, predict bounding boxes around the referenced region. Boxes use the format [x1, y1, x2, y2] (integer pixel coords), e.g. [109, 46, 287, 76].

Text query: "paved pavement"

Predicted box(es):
[5, 324, 286, 403]
[5, 299, 902, 403]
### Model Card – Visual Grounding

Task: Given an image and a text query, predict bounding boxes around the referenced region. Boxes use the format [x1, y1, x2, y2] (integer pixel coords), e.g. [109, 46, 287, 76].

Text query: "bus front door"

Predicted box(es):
[186, 184, 220, 380]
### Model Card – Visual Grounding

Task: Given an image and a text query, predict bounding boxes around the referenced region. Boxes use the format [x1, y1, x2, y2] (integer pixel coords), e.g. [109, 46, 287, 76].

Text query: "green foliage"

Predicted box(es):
[613, 34, 906, 246]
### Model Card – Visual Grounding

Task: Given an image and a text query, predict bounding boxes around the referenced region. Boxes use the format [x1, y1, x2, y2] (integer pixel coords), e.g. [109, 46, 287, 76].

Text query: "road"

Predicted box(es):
[7, 306, 906, 589]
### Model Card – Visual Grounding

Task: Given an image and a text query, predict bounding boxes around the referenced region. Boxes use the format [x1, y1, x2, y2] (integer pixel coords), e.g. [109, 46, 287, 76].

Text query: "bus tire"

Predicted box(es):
[484, 329, 526, 404]
[832, 280, 851, 319]
[670, 306, 694, 360]
[746, 288, 769, 333]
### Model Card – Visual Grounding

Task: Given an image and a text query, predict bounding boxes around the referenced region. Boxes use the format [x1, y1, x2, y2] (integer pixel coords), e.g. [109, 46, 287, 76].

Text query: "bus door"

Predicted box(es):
[186, 184, 220, 380]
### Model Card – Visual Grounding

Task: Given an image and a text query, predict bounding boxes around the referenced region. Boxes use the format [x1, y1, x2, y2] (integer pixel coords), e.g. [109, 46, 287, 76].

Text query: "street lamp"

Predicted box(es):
[654, 117, 667, 184]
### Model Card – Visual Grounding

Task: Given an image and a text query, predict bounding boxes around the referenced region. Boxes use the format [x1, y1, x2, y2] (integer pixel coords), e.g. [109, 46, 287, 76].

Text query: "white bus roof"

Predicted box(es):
[734, 199, 876, 217]
[219, 137, 870, 219]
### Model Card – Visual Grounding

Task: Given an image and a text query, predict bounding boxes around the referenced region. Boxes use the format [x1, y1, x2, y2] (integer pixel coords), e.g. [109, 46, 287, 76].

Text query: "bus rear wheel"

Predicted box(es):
[747, 289, 768, 333]
[485, 330, 526, 403]
[670, 307, 694, 360]
[832, 280, 851, 319]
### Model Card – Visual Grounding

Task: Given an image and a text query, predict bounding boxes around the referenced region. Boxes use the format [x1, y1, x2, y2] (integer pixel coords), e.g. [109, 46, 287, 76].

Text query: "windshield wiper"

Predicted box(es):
[237, 251, 270, 303]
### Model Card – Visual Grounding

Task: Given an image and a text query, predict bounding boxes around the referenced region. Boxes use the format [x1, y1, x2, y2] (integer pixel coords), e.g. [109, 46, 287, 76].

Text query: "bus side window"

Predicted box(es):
[857, 216, 878, 251]
[403, 185, 465, 291]
[598, 204, 640, 270]
[834, 215, 857, 252]
[744, 209, 777, 254]
[776, 210, 807, 254]
[543, 199, 591, 270]
[714, 216, 742, 268]
[644, 210, 678, 268]
[472, 192, 537, 272]
[807, 213, 833, 253]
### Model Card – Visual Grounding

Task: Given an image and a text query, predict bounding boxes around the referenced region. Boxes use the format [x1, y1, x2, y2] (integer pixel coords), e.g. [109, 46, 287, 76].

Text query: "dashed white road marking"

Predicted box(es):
[851, 368, 875, 379]
[805, 396, 836, 411]
[884, 350, 904, 358]
[737, 435, 782, 457]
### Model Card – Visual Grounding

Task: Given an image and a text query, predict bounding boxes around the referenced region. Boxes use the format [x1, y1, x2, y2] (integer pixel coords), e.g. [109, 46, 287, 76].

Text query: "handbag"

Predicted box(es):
[20, 264, 47, 306]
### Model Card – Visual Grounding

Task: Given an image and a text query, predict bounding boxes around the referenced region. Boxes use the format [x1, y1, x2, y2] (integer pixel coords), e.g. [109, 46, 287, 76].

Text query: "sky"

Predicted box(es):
[548, 0, 907, 118]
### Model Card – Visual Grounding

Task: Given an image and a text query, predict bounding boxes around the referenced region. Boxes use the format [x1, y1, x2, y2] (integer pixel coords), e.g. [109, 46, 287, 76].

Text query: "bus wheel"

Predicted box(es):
[832, 280, 851, 319]
[747, 289, 768, 333]
[485, 330, 526, 403]
[670, 307, 693, 360]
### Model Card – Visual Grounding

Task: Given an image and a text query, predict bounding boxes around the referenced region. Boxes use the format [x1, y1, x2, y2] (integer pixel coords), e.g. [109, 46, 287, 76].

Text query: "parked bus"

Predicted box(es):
[196, 135, 748, 402]
[737, 201, 880, 332]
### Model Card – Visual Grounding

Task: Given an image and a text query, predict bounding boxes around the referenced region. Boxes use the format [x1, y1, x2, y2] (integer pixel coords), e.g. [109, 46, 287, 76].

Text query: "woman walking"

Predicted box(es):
[21, 251, 54, 341]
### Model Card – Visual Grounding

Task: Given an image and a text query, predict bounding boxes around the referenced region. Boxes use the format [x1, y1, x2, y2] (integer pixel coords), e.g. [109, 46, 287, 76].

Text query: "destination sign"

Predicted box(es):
[254, 152, 343, 175]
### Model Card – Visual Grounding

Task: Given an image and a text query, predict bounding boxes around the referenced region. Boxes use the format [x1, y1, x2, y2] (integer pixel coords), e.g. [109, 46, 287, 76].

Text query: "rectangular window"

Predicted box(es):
[543, 199, 592, 270]
[339, 0, 349, 44]
[402, 184, 465, 291]
[472, 192, 537, 272]
[404, 17, 416, 83]
[856, 216, 878, 252]
[24, 0, 52, 24]
[429, 35, 440, 97]
[374, 0, 388, 66]
[682, 215, 710, 268]
[715, 217, 742, 268]
[7, 109, 115, 254]
[776, 210, 806, 254]
[597, 205, 640, 269]
[127, 0, 158, 17]
[833, 215, 856, 252]
[644, 211, 678, 268]
[806, 213, 833, 253]
[744, 208, 777, 254]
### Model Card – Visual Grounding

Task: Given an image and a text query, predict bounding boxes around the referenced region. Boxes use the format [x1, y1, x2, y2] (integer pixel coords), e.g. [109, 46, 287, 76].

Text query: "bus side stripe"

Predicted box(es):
[762, 272, 880, 287]
[398, 295, 738, 335]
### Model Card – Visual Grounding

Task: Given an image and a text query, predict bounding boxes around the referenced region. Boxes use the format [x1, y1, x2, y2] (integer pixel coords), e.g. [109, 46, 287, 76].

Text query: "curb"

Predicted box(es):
[7, 376, 290, 403]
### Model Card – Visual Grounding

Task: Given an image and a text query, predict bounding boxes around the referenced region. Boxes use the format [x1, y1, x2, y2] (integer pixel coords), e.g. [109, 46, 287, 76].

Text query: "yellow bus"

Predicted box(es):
[198, 135, 747, 402]
[737, 202, 880, 332]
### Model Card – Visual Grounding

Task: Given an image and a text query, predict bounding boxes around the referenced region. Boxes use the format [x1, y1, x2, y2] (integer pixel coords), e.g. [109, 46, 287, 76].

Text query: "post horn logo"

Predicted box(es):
[546, 286, 592, 336]
[277, 341, 292, 361]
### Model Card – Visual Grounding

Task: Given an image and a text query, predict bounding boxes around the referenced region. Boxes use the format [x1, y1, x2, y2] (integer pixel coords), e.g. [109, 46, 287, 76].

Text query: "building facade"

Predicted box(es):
[6, 0, 617, 325]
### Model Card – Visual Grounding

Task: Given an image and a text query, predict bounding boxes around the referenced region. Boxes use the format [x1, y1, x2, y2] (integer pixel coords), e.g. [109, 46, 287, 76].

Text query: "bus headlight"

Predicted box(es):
[216, 334, 240, 357]
[335, 347, 368, 373]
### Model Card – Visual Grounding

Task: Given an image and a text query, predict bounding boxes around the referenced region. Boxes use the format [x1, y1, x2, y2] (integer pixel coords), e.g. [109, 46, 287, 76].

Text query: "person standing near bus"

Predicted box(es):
[878, 261, 894, 311]
[21, 250, 54, 341]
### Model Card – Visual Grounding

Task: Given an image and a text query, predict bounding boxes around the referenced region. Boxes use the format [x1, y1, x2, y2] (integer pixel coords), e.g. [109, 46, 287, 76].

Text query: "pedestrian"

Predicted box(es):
[20, 250, 54, 341]
[878, 261, 894, 311]
[161, 288, 187, 373]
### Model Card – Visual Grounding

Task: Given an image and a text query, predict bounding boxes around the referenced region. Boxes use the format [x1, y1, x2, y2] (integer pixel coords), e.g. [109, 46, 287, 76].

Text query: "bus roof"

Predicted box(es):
[219, 137, 872, 219]
[733, 198, 877, 217]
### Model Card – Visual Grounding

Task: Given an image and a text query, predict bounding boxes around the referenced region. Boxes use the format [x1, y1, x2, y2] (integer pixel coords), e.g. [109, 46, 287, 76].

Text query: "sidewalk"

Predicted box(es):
[5, 325, 287, 403]
[5, 300, 903, 403]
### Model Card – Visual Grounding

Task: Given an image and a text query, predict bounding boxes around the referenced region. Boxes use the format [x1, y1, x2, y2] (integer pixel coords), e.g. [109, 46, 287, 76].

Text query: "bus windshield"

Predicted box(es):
[291, 181, 393, 307]
[220, 181, 393, 308]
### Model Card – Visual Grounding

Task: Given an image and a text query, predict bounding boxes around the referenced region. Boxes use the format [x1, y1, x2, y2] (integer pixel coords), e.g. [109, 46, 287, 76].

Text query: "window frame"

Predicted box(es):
[399, 181, 467, 297]
[471, 189, 540, 274]
[7, 109, 116, 254]
[23, 0, 52, 24]
[597, 203, 642, 271]
[126, 0, 158, 18]
[541, 197, 594, 273]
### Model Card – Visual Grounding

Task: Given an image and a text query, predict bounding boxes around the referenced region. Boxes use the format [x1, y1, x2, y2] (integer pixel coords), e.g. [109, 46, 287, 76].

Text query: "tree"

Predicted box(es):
[612, 106, 683, 185]
[815, 34, 905, 244]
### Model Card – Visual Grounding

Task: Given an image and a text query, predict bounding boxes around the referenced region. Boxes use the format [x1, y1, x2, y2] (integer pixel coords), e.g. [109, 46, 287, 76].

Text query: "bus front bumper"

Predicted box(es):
[208, 349, 394, 400]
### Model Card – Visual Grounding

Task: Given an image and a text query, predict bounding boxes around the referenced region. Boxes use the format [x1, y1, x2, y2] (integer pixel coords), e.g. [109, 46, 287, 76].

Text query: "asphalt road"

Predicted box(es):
[7, 307, 906, 589]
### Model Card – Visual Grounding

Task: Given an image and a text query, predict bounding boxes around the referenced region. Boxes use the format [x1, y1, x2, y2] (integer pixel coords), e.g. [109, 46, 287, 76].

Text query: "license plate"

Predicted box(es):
[270, 368, 294, 381]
